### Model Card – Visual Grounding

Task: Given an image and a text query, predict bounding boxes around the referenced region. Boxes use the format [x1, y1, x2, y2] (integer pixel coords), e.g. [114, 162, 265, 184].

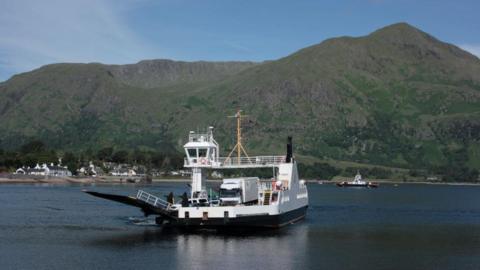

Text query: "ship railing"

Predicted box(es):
[136, 190, 171, 210]
[184, 155, 286, 168]
[218, 155, 285, 166]
[188, 133, 211, 142]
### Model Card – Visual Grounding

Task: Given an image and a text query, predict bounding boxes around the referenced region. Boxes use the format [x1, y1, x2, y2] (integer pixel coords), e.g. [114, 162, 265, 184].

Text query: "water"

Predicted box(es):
[0, 183, 479, 270]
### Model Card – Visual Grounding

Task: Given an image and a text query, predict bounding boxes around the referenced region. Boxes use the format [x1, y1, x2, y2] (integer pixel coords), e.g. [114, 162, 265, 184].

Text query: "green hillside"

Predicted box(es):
[1, 22, 479, 177]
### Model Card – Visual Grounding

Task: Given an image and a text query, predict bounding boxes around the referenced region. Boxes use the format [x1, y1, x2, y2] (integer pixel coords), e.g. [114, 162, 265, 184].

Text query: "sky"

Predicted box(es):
[0, 0, 479, 81]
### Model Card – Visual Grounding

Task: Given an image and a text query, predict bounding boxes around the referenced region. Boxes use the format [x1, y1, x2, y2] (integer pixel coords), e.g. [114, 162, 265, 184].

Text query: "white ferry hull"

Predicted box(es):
[166, 189, 309, 228]
[85, 189, 309, 229]
[167, 206, 308, 228]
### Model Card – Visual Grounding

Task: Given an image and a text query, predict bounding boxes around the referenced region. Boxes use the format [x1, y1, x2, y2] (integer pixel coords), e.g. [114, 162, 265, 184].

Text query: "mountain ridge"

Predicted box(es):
[1, 22, 479, 173]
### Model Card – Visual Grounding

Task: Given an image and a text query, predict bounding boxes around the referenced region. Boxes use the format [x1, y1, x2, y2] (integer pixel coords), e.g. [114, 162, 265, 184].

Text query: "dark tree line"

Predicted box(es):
[1, 140, 478, 182]
[0, 140, 57, 171]
[298, 163, 341, 180]
[426, 146, 479, 182]
[0, 141, 184, 174]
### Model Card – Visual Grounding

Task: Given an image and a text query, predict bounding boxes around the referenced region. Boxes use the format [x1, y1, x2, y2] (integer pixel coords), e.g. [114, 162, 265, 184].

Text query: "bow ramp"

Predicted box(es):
[136, 190, 171, 209]
[83, 189, 176, 218]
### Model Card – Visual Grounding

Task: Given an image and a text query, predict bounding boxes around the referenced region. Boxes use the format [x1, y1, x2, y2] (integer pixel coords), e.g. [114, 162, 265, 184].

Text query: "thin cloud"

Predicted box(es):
[0, 0, 157, 81]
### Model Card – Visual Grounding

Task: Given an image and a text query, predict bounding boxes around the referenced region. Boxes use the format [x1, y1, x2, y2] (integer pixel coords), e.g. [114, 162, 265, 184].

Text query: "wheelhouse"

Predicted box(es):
[184, 127, 219, 167]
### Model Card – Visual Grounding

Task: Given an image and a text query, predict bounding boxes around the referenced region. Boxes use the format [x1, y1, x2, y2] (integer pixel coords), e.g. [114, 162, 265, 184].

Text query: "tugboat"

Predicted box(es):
[84, 110, 309, 229]
[336, 172, 378, 188]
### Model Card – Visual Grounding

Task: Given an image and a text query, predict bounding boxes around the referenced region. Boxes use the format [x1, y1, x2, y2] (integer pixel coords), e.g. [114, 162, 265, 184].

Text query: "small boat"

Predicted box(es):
[336, 172, 378, 188]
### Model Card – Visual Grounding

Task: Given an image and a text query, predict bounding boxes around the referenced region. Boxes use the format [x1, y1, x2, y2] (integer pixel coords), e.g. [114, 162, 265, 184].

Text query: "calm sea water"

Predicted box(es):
[0, 183, 479, 270]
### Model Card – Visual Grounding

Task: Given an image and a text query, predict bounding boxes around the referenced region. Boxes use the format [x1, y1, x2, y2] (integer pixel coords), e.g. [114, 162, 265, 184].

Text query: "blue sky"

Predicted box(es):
[1, 0, 479, 81]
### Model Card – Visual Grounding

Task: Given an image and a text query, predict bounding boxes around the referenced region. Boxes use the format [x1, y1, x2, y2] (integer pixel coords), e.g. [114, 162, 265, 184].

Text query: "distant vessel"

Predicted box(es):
[85, 110, 309, 229]
[336, 172, 378, 188]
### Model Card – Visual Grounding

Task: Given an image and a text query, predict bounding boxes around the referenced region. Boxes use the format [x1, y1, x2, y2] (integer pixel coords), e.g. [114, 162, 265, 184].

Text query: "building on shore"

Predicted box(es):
[170, 170, 192, 177]
[15, 163, 72, 177]
[211, 170, 223, 179]
[111, 167, 137, 177]
[77, 161, 104, 177]
[109, 164, 148, 177]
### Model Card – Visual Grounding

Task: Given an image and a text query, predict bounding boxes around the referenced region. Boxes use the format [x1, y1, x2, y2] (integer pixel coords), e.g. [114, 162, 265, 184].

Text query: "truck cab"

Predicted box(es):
[219, 177, 259, 206]
[219, 181, 242, 206]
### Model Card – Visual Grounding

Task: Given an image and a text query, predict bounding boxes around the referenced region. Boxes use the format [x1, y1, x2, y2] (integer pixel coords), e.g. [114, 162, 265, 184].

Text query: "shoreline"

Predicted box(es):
[1, 177, 478, 186]
[310, 179, 480, 186]
[0, 176, 222, 185]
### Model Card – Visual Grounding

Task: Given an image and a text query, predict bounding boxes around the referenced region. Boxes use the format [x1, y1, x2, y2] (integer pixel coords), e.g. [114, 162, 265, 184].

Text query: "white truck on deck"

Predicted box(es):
[219, 177, 259, 206]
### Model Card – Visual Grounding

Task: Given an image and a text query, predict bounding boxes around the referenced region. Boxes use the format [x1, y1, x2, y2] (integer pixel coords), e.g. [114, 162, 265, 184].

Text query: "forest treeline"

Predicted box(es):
[0, 140, 478, 182]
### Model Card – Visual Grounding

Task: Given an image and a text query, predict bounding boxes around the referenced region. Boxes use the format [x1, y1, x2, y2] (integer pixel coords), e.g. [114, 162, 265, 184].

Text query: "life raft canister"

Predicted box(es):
[275, 180, 283, 189]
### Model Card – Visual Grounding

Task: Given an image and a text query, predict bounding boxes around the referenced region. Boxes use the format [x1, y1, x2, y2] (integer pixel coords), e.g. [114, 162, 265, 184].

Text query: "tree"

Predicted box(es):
[63, 152, 78, 174]
[97, 147, 113, 161]
[298, 163, 341, 180]
[112, 150, 129, 164]
[20, 140, 46, 154]
[151, 152, 165, 168]
[370, 167, 392, 179]
[131, 149, 147, 164]
[83, 149, 94, 161]
[170, 155, 184, 170]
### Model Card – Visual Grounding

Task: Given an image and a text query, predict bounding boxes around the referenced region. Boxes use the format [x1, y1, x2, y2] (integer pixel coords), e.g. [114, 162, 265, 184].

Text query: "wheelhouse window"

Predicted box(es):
[187, 149, 197, 158]
[220, 189, 241, 198]
[198, 148, 207, 158]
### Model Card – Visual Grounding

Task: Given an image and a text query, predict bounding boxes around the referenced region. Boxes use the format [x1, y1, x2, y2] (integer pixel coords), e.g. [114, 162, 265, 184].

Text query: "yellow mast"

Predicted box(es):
[226, 110, 250, 164]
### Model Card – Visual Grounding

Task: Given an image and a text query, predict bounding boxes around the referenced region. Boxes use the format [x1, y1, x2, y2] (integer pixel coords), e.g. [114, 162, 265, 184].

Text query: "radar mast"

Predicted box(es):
[226, 110, 250, 164]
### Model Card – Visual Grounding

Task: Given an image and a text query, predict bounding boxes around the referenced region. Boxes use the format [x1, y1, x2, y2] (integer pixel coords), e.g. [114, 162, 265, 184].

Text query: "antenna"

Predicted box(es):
[225, 109, 250, 164]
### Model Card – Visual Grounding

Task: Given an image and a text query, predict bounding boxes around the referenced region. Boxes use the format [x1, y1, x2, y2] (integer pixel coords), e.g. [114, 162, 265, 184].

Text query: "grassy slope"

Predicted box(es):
[175, 23, 480, 170]
[0, 23, 479, 172]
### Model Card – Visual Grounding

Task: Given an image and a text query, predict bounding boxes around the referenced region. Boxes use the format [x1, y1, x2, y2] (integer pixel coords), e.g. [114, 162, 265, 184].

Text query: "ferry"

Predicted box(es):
[84, 111, 309, 229]
[336, 172, 378, 188]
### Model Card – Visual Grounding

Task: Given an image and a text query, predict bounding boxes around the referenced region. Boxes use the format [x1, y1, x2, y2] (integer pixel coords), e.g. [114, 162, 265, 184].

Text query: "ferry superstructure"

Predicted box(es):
[85, 111, 308, 229]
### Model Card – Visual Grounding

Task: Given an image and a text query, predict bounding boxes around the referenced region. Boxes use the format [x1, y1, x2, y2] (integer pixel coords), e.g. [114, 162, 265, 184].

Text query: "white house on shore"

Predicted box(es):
[77, 161, 104, 177]
[111, 168, 136, 177]
[15, 163, 72, 177]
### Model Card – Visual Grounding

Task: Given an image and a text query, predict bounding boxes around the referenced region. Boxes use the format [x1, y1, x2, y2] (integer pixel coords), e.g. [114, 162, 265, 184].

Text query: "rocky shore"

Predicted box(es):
[0, 176, 113, 184]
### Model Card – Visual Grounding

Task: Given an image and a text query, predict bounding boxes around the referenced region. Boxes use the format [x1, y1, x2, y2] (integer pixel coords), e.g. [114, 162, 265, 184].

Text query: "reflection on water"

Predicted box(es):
[173, 227, 308, 270]
[85, 223, 308, 270]
[0, 183, 479, 270]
